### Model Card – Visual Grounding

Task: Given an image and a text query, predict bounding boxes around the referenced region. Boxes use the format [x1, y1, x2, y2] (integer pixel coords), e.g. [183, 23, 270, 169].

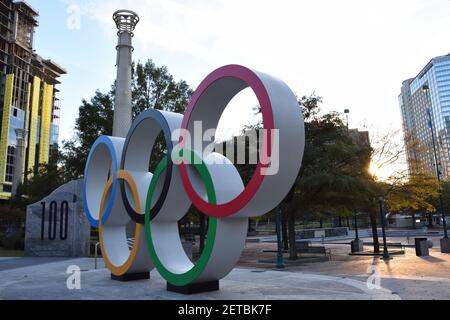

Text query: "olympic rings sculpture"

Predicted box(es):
[83, 65, 305, 290]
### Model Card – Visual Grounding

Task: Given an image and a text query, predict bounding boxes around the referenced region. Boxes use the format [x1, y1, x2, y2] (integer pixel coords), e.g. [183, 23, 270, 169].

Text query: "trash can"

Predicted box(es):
[415, 238, 429, 257]
[351, 239, 364, 253]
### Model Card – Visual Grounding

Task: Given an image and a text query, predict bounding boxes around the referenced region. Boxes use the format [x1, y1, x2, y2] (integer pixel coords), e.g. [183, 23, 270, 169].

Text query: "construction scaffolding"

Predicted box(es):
[0, 1, 66, 200]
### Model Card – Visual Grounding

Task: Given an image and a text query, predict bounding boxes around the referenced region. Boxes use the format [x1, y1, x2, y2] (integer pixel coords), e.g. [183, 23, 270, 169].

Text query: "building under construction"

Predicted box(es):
[0, 0, 66, 200]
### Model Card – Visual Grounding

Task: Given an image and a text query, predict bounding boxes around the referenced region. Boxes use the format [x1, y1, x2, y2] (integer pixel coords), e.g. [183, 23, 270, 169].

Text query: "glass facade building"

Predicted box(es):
[399, 53, 450, 179]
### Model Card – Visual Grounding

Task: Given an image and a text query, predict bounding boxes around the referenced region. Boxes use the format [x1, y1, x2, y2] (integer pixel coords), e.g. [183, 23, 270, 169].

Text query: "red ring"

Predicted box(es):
[179, 65, 275, 218]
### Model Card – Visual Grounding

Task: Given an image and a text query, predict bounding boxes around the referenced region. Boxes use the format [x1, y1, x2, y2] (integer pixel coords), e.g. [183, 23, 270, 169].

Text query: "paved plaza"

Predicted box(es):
[1, 234, 450, 300]
[0, 257, 398, 300]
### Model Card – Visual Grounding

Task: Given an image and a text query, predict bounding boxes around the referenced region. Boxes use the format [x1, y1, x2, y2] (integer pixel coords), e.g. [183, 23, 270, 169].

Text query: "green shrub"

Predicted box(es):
[2, 235, 24, 250]
[14, 237, 24, 250]
[0, 205, 25, 234]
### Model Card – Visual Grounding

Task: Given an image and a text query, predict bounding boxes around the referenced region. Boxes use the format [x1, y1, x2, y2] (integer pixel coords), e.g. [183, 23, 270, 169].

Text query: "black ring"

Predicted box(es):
[120, 109, 174, 224]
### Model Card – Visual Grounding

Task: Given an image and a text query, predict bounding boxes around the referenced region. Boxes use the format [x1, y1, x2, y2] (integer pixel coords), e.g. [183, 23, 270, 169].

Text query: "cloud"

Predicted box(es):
[60, 0, 449, 64]
[54, 0, 450, 179]
[58, 0, 450, 151]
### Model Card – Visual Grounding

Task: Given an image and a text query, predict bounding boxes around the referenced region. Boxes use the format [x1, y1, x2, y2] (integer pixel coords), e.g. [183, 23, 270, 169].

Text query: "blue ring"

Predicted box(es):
[83, 136, 118, 228]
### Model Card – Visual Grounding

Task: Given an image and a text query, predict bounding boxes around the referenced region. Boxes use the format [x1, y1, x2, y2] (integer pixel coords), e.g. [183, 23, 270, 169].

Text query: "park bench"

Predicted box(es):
[386, 242, 405, 253]
[261, 241, 312, 253]
[295, 241, 332, 260]
[387, 242, 404, 248]
[295, 241, 312, 249]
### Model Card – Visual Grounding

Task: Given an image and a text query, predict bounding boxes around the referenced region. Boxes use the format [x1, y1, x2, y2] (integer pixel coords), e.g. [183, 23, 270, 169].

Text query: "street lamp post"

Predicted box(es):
[343, 108, 365, 254]
[344, 109, 350, 131]
[422, 85, 450, 253]
[379, 197, 391, 261]
[275, 206, 285, 269]
[350, 212, 364, 253]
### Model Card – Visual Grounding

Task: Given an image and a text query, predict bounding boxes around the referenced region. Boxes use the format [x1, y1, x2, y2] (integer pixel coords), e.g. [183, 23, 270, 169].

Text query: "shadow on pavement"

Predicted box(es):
[418, 256, 447, 263]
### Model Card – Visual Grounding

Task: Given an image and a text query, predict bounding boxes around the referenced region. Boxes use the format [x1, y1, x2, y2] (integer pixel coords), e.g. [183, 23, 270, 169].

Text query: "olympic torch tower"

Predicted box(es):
[112, 10, 139, 138]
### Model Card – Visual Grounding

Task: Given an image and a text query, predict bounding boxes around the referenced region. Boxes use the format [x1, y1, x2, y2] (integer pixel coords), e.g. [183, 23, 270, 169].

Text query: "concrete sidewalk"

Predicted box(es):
[0, 257, 399, 300]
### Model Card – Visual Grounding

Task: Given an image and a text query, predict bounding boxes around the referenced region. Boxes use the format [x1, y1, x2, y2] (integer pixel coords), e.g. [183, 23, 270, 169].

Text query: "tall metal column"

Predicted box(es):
[112, 10, 139, 138]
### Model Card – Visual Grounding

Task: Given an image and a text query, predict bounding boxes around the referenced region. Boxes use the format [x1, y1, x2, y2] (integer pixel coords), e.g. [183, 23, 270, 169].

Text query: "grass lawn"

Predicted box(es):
[0, 248, 24, 257]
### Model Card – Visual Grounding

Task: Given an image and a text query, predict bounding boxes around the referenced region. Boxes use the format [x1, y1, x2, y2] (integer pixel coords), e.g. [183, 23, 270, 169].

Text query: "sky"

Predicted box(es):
[26, 0, 450, 178]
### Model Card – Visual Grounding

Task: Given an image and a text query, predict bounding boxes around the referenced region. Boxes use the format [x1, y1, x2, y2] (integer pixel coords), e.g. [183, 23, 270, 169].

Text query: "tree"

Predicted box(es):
[236, 94, 376, 259]
[11, 161, 65, 208]
[279, 95, 375, 258]
[385, 174, 438, 216]
[60, 59, 193, 180]
[60, 90, 114, 181]
[372, 130, 440, 230]
[132, 60, 192, 115]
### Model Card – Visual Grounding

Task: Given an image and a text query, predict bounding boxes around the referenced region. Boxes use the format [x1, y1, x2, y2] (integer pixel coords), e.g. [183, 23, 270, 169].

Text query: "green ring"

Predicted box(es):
[144, 149, 217, 286]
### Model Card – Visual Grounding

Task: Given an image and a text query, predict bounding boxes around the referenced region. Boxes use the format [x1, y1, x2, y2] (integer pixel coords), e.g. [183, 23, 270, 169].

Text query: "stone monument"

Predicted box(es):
[24, 179, 90, 257]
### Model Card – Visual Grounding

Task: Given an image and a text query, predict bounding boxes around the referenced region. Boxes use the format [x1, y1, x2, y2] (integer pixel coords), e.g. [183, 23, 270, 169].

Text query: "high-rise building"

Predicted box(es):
[399, 53, 450, 179]
[0, 0, 66, 200]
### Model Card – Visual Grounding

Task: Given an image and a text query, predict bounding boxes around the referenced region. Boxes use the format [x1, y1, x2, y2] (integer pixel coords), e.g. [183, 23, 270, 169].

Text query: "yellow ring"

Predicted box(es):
[98, 170, 143, 276]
